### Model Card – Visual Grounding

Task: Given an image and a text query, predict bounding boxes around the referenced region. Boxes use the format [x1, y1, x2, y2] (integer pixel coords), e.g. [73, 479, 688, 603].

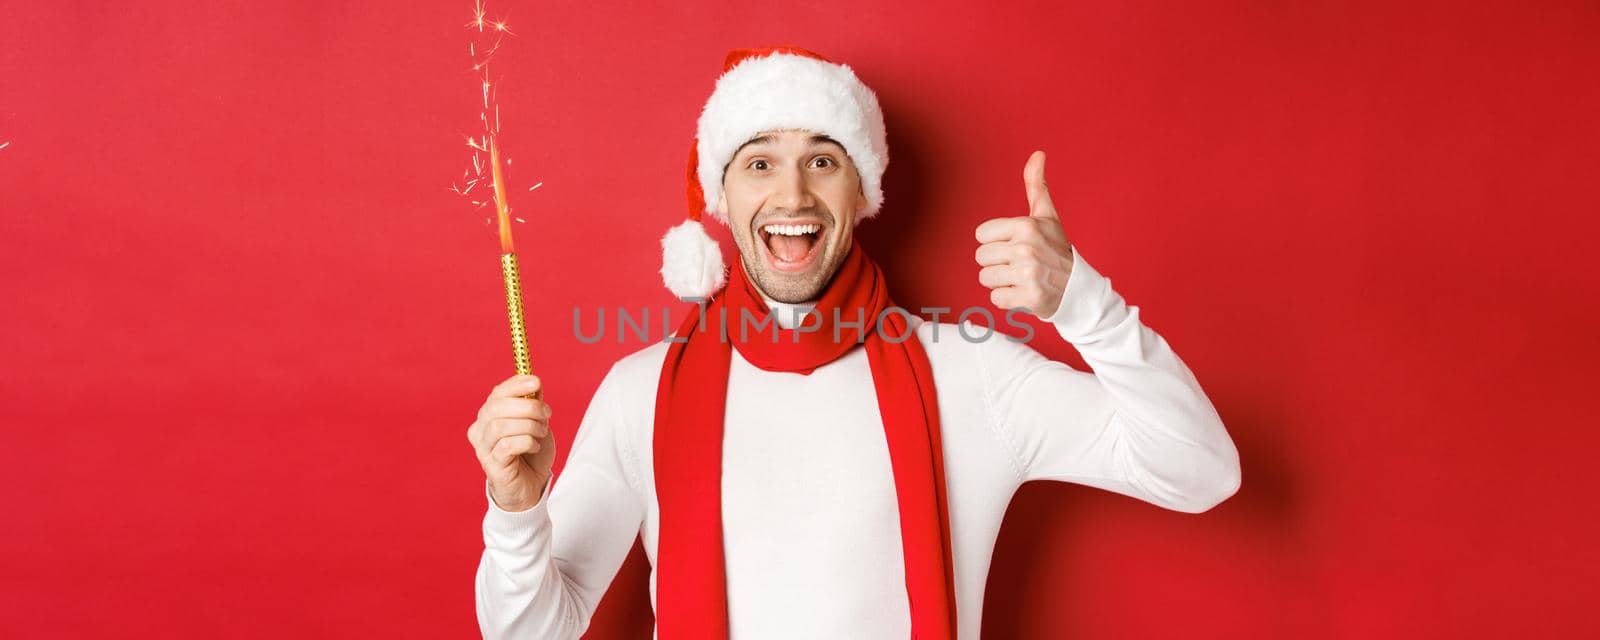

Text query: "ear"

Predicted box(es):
[716, 191, 728, 218]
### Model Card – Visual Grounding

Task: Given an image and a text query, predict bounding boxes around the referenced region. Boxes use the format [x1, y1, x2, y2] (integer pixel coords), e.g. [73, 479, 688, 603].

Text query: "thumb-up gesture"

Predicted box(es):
[975, 150, 1075, 317]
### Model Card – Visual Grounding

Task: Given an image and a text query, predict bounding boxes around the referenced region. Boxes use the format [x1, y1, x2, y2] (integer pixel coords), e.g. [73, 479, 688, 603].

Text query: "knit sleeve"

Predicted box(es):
[475, 364, 646, 639]
[980, 246, 1241, 513]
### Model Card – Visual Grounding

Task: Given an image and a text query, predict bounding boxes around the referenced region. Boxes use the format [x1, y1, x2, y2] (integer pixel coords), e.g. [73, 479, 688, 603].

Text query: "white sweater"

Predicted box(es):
[474, 249, 1242, 639]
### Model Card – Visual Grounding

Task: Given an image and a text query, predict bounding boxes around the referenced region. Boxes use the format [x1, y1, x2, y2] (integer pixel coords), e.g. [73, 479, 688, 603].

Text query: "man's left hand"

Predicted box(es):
[975, 150, 1075, 318]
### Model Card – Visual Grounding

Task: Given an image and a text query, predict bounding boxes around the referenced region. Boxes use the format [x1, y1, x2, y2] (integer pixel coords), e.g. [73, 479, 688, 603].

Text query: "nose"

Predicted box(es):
[771, 162, 816, 212]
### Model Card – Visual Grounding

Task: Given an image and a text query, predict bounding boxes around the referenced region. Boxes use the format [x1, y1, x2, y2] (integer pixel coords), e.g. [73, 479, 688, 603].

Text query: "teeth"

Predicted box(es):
[762, 223, 822, 236]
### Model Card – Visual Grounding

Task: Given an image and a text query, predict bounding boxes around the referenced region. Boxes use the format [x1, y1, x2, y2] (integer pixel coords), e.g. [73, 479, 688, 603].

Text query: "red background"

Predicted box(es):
[3, 1, 1597, 637]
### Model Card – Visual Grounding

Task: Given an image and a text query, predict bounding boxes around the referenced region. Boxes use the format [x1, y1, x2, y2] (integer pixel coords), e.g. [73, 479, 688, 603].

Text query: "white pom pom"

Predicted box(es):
[660, 219, 727, 299]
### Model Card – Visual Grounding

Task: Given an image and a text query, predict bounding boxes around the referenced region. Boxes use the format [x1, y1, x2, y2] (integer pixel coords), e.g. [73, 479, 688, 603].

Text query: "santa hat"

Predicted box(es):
[660, 46, 890, 300]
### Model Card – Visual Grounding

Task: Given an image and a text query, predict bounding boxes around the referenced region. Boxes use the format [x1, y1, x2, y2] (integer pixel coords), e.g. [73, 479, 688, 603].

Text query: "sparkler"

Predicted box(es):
[454, 0, 535, 379]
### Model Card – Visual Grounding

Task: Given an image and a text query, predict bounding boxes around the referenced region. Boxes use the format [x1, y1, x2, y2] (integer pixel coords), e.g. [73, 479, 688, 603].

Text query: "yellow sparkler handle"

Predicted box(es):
[500, 252, 533, 380]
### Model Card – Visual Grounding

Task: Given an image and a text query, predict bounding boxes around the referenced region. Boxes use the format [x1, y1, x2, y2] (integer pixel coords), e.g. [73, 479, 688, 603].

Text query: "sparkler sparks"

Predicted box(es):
[456, 1, 541, 380]
[452, 0, 539, 254]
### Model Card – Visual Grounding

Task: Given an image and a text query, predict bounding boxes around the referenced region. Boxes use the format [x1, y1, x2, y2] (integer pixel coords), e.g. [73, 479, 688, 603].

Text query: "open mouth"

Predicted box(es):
[758, 222, 825, 272]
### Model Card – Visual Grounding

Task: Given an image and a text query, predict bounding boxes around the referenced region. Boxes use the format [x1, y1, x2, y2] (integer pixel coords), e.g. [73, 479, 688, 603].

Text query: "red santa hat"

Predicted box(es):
[660, 46, 890, 300]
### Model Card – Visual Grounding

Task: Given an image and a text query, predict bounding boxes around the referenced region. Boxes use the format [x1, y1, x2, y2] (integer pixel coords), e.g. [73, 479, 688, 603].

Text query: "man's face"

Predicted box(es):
[717, 128, 868, 303]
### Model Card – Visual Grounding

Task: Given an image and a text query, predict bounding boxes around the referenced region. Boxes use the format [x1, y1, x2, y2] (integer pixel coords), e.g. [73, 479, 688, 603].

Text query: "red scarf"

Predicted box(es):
[653, 240, 957, 638]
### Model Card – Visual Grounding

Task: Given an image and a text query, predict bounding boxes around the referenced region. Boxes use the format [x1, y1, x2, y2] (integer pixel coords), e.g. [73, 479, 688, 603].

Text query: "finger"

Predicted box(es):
[490, 374, 542, 399]
[975, 242, 1014, 267]
[487, 417, 549, 442]
[467, 420, 489, 459]
[989, 286, 1021, 310]
[483, 396, 544, 421]
[978, 264, 1018, 289]
[975, 216, 1034, 244]
[491, 434, 538, 467]
[1024, 150, 1058, 219]
[978, 240, 1039, 266]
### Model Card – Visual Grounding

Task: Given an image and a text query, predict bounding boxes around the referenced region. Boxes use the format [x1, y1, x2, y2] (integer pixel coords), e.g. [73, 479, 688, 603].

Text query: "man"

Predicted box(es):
[468, 46, 1241, 639]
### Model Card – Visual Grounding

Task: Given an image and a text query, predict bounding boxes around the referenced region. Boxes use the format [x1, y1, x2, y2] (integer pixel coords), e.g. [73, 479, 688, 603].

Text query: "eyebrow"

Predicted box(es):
[729, 133, 845, 161]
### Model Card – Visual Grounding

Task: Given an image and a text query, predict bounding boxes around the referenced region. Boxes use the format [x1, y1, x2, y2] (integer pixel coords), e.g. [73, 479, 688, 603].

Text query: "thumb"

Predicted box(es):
[1023, 150, 1058, 219]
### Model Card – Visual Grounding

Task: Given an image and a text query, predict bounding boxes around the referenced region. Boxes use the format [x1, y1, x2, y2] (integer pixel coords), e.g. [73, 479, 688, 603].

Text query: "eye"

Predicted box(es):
[811, 156, 835, 169]
[748, 159, 770, 171]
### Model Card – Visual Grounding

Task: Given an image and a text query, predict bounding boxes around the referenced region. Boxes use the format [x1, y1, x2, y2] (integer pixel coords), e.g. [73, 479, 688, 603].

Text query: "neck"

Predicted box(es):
[759, 293, 818, 329]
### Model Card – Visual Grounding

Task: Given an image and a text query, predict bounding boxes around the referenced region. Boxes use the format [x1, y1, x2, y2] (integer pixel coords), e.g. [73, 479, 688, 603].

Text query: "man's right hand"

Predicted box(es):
[467, 374, 556, 512]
